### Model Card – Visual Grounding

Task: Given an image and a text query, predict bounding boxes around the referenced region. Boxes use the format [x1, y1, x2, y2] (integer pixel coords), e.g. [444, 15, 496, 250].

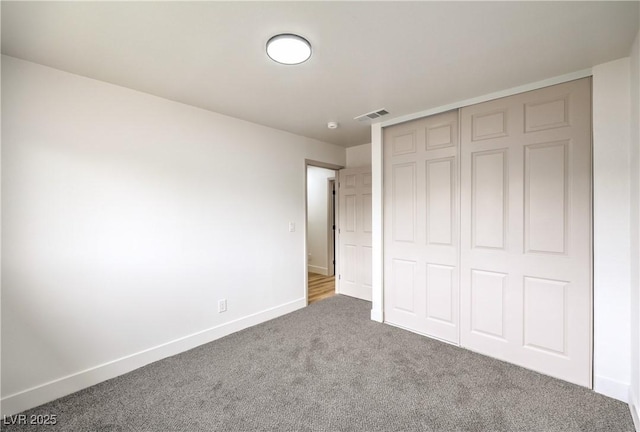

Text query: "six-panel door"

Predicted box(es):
[383, 110, 460, 344]
[338, 167, 373, 301]
[459, 78, 592, 387]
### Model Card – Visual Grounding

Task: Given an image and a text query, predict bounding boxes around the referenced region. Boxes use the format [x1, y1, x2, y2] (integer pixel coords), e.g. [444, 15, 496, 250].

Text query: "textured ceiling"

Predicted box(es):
[2, 1, 638, 147]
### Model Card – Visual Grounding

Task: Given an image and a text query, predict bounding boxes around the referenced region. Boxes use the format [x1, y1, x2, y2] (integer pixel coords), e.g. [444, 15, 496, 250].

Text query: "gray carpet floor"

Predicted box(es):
[1, 295, 635, 431]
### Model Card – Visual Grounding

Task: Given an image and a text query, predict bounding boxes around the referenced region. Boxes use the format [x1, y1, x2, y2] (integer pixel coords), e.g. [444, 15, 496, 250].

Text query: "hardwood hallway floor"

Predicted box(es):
[308, 272, 335, 304]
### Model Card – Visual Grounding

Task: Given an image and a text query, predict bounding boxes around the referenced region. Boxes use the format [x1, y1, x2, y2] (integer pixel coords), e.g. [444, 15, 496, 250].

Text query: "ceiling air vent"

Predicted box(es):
[354, 108, 389, 122]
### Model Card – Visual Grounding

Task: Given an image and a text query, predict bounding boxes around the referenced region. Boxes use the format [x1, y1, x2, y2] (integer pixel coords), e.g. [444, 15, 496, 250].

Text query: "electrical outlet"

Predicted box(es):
[218, 299, 227, 313]
[288, 222, 296, 232]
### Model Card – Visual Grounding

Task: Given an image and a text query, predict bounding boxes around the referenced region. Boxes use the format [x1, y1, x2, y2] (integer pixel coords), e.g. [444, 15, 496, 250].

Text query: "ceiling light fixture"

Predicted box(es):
[266, 34, 312, 65]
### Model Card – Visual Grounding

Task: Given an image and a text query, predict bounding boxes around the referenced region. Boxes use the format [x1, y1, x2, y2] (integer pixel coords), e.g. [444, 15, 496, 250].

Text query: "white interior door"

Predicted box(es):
[383, 111, 459, 344]
[338, 167, 372, 301]
[459, 78, 592, 387]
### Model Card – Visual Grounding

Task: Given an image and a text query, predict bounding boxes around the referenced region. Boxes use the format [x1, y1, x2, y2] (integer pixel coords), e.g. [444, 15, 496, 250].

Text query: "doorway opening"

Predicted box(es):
[305, 161, 341, 304]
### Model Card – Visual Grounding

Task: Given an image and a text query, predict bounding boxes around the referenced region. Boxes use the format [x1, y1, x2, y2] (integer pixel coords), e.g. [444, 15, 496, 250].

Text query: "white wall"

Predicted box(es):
[593, 57, 632, 402]
[371, 125, 384, 322]
[306, 166, 335, 275]
[0, 55, 345, 415]
[628, 26, 640, 427]
[346, 143, 372, 168]
[0, 50, 4, 408]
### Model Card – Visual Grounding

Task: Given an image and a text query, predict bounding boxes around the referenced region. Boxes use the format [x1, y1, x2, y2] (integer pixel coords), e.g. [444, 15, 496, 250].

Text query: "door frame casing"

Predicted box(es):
[304, 160, 343, 305]
[327, 178, 336, 276]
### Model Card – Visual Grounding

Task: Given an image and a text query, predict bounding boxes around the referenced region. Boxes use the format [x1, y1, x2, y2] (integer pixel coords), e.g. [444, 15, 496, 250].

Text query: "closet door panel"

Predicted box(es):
[460, 78, 592, 387]
[384, 111, 459, 343]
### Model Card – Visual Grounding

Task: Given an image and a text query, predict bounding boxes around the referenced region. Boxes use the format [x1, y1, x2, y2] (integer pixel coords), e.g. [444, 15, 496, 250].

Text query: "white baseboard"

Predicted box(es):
[1, 298, 306, 416]
[308, 265, 328, 275]
[629, 389, 640, 432]
[370, 308, 383, 322]
[594, 375, 630, 403]
[339, 289, 371, 302]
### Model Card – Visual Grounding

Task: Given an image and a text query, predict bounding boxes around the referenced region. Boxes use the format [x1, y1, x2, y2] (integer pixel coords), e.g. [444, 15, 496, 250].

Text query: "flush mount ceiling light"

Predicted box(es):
[266, 34, 312, 65]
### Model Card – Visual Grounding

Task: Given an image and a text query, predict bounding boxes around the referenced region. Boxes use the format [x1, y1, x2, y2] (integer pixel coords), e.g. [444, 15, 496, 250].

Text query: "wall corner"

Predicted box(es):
[371, 123, 384, 323]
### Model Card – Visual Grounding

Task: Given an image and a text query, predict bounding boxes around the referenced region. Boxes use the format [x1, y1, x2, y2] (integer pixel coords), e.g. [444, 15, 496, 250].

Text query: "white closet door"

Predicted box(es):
[383, 111, 459, 344]
[338, 167, 372, 301]
[459, 78, 592, 387]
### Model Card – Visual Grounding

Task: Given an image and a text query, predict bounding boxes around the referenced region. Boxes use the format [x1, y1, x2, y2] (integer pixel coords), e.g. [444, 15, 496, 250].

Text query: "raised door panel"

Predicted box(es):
[470, 270, 507, 340]
[426, 264, 454, 325]
[525, 95, 569, 132]
[392, 259, 417, 314]
[524, 142, 568, 255]
[363, 172, 372, 187]
[392, 131, 417, 156]
[426, 122, 455, 150]
[472, 109, 508, 141]
[426, 158, 454, 246]
[361, 246, 373, 289]
[344, 174, 357, 189]
[343, 245, 357, 284]
[472, 150, 507, 250]
[523, 277, 567, 356]
[363, 193, 373, 234]
[392, 163, 417, 243]
[345, 194, 357, 233]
